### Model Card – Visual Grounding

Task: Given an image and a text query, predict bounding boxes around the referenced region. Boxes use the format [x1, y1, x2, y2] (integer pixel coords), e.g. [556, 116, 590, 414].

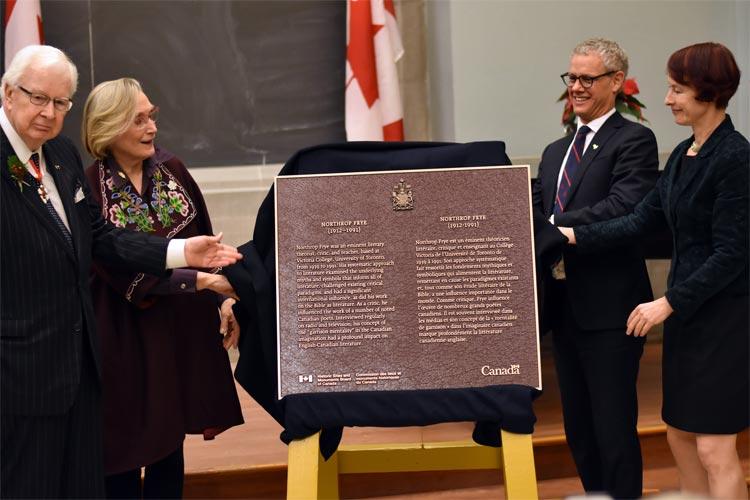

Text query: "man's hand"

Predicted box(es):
[196, 272, 239, 300]
[185, 233, 242, 268]
[558, 227, 576, 244]
[220, 298, 240, 350]
[626, 296, 674, 337]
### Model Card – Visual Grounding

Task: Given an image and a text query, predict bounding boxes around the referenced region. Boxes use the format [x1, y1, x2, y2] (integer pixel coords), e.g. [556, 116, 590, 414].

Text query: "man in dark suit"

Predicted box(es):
[0, 45, 241, 498]
[533, 38, 658, 498]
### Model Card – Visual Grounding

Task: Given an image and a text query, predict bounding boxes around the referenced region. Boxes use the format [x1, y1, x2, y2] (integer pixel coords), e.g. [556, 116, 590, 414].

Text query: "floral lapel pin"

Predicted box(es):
[592, 144, 599, 150]
[7, 155, 29, 191]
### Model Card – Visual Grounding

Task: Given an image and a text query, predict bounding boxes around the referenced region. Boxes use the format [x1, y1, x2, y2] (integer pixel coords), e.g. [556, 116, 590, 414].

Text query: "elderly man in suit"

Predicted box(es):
[533, 38, 659, 498]
[0, 45, 241, 498]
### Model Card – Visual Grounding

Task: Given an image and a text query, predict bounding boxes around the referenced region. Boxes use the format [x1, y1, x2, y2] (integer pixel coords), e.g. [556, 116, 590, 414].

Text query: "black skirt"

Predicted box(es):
[661, 294, 749, 434]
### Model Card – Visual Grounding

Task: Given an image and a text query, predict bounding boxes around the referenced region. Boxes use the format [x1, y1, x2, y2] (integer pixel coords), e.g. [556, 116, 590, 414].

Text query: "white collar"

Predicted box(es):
[0, 107, 38, 164]
[576, 107, 616, 135]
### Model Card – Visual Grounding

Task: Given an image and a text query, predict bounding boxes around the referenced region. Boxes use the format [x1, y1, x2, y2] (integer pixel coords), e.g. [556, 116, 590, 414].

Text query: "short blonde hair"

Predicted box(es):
[82, 78, 142, 159]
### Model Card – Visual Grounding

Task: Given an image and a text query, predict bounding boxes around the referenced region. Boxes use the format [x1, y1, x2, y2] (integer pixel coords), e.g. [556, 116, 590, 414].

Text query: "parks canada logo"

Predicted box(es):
[481, 364, 520, 376]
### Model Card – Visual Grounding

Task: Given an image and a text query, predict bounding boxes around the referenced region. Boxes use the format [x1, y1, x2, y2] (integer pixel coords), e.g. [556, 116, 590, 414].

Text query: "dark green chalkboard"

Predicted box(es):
[29, 0, 346, 167]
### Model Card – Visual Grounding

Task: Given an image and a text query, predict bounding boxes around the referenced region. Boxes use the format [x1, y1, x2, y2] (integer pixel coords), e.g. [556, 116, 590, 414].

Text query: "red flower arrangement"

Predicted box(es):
[558, 77, 648, 134]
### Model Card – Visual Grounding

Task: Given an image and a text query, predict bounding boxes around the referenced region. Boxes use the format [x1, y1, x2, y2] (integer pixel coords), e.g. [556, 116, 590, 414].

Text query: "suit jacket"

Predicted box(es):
[533, 112, 658, 331]
[1, 131, 168, 416]
[575, 115, 748, 322]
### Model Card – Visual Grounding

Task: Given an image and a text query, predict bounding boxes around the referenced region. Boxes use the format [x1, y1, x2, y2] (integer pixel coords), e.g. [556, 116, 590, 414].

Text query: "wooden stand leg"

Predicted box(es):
[287, 430, 537, 499]
[287, 431, 340, 500]
[500, 429, 538, 500]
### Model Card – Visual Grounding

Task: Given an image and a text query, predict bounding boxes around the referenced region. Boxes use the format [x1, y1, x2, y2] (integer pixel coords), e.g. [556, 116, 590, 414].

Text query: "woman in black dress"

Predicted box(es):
[560, 42, 748, 499]
[82, 78, 244, 499]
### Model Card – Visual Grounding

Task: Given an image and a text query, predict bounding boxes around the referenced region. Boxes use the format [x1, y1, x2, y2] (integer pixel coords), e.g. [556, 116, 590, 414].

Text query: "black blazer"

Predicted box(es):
[1, 131, 168, 416]
[576, 115, 749, 322]
[533, 112, 659, 330]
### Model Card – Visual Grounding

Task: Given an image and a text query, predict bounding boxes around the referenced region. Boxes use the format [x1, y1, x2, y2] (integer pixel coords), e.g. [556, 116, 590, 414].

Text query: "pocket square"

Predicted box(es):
[74, 186, 85, 203]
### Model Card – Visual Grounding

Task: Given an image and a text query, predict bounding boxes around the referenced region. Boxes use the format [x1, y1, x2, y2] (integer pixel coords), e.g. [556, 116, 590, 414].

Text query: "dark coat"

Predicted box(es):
[1, 131, 167, 416]
[85, 151, 243, 474]
[575, 115, 749, 321]
[533, 112, 659, 331]
[575, 115, 749, 433]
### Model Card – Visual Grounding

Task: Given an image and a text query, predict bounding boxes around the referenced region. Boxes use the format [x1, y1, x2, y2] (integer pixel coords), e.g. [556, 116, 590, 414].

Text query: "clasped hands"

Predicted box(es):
[557, 226, 674, 336]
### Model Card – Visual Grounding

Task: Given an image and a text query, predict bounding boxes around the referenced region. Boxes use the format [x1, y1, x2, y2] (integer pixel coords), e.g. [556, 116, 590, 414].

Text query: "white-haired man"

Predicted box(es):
[0, 45, 241, 498]
[533, 38, 659, 498]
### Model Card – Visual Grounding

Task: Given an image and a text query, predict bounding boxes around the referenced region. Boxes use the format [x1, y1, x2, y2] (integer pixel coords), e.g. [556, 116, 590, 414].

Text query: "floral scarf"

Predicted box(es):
[96, 151, 196, 239]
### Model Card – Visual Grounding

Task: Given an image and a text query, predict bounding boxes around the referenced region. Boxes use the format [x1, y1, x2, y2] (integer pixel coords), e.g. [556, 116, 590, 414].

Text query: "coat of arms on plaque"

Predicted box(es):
[391, 179, 414, 211]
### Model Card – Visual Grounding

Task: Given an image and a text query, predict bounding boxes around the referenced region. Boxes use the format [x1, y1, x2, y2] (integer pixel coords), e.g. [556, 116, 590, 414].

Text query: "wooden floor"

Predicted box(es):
[183, 337, 748, 498]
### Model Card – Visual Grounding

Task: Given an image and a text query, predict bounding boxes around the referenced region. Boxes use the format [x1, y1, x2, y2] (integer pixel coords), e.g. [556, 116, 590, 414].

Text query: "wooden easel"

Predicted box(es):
[286, 429, 538, 499]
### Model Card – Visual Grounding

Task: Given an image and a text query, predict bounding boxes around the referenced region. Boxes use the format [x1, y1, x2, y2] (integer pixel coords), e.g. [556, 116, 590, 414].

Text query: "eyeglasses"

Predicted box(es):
[133, 106, 159, 129]
[560, 71, 616, 88]
[17, 85, 73, 112]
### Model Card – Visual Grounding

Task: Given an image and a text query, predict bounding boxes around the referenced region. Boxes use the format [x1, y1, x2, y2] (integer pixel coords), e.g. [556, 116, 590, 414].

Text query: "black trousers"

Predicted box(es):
[1, 345, 105, 499]
[551, 284, 645, 499]
[105, 445, 184, 499]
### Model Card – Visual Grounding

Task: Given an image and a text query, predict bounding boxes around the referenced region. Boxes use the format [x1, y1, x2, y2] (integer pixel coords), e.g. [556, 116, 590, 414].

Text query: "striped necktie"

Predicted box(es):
[30, 153, 74, 249]
[554, 125, 591, 215]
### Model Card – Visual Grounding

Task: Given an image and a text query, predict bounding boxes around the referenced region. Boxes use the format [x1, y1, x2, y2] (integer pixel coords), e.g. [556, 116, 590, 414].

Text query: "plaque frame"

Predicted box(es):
[275, 165, 541, 399]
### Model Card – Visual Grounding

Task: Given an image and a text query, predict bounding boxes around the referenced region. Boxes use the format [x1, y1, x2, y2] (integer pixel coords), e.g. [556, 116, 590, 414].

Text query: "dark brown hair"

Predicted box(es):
[667, 42, 741, 109]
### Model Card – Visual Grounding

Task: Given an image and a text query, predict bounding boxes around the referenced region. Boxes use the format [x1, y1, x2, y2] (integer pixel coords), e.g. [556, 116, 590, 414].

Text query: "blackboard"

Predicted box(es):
[7, 0, 346, 167]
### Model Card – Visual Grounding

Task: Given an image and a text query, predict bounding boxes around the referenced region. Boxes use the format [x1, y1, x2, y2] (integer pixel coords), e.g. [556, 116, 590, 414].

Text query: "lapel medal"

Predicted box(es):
[37, 184, 50, 204]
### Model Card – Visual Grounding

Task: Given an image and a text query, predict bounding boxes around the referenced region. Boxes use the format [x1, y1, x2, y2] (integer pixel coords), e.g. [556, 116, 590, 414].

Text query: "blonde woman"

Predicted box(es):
[82, 78, 243, 498]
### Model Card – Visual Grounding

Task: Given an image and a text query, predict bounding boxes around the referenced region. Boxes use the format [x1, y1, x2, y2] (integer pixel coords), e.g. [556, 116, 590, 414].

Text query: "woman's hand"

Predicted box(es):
[626, 296, 674, 336]
[558, 227, 576, 244]
[220, 298, 240, 350]
[196, 272, 238, 299]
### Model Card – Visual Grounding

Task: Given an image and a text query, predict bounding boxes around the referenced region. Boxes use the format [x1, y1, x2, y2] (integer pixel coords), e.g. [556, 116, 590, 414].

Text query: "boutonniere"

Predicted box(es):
[7, 155, 29, 191]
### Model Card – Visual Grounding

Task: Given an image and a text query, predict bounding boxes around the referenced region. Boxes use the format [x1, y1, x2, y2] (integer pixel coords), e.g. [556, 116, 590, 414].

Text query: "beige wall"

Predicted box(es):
[191, 165, 280, 248]
[425, 0, 749, 157]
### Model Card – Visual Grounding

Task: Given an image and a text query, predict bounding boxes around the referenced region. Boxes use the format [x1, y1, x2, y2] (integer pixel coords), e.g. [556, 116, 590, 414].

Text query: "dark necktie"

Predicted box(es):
[30, 153, 74, 249]
[554, 125, 591, 215]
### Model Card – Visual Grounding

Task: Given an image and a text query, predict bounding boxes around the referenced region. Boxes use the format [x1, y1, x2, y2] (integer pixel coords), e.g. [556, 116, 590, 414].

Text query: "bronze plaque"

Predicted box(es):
[276, 166, 541, 398]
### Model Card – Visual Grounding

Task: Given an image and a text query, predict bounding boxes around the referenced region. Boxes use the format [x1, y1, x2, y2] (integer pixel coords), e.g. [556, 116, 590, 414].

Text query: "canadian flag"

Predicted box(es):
[345, 0, 404, 141]
[4, 0, 44, 70]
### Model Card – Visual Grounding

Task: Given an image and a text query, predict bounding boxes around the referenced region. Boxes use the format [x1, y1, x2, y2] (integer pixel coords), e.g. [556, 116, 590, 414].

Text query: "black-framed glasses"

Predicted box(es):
[133, 106, 159, 129]
[560, 71, 616, 88]
[17, 85, 73, 112]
